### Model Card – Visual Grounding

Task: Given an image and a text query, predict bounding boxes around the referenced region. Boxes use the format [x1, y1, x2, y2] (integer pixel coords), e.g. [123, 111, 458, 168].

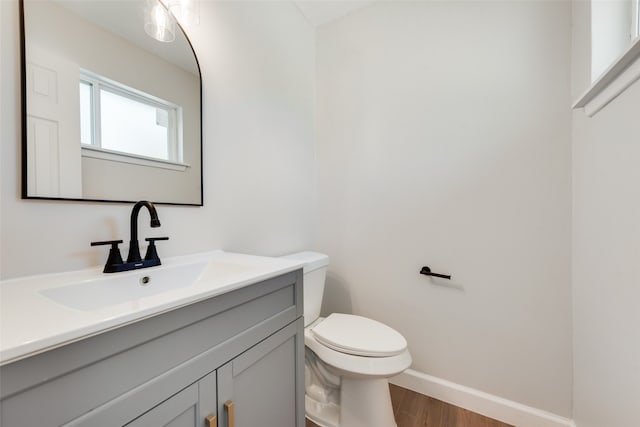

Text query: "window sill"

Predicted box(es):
[573, 37, 640, 117]
[81, 146, 190, 171]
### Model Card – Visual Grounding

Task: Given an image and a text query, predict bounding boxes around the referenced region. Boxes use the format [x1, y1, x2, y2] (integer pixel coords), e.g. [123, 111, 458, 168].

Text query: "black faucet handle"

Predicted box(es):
[91, 240, 124, 272]
[91, 239, 124, 248]
[145, 237, 169, 242]
[144, 237, 169, 262]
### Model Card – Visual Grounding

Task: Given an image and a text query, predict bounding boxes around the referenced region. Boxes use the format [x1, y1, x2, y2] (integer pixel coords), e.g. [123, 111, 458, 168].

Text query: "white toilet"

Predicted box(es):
[282, 252, 412, 427]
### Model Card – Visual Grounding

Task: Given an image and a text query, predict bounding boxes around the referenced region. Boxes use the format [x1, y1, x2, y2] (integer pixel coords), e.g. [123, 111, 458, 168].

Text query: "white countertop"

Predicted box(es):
[0, 251, 303, 366]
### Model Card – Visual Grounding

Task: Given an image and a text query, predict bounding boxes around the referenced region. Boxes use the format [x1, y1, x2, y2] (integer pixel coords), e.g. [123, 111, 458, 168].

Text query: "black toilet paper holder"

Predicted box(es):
[420, 266, 451, 280]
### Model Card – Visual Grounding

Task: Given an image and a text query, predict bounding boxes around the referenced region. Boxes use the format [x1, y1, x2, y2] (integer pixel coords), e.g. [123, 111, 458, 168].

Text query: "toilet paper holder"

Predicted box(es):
[420, 266, 451, 280]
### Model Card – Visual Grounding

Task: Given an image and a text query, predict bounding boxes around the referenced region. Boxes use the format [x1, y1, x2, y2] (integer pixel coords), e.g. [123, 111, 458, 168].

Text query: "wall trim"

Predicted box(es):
[390, 369, 575, 427]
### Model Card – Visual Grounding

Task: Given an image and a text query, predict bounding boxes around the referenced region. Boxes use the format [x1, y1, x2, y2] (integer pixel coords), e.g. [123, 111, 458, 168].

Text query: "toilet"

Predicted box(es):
[282, 252, 412, 427]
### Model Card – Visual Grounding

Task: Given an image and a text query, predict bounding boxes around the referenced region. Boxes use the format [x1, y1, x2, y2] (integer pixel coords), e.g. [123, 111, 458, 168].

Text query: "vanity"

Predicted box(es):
[0, 251, 305, 427]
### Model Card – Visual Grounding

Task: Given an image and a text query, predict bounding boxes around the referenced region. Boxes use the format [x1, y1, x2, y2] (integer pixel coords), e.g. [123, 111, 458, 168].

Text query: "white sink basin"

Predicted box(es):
[0, 250, 304, 365]
[40, 261, 208, 311]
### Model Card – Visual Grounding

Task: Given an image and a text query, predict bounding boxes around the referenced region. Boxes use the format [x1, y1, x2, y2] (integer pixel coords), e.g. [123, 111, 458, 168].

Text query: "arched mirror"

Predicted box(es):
[20, 0, 202, 205]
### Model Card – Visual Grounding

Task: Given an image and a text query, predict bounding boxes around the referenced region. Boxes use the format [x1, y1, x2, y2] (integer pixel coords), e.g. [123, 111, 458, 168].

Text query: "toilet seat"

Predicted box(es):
[311, 313, 407, 357]
[305, 317, 412, 379]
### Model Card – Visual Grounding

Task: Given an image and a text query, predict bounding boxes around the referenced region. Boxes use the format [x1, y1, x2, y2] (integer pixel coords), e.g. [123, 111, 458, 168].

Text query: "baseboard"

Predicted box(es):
[390, 369, 575, 427]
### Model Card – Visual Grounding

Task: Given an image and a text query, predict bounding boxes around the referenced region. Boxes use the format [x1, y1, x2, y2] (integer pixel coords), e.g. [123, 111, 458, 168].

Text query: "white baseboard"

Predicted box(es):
[390, 369, 575, 427]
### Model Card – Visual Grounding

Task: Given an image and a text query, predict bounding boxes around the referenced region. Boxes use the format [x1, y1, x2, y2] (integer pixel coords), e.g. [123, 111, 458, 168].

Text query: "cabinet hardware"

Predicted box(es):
[205, 414, 217, 427]
[224, 400, 235, 427]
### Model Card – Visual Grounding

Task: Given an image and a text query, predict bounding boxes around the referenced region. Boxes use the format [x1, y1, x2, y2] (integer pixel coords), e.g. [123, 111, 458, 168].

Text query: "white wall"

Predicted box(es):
[572, 2, 640, 426]
[316, 1, 573, 417]
[9, 1, 638, 424]
[0, 0, 316, 279]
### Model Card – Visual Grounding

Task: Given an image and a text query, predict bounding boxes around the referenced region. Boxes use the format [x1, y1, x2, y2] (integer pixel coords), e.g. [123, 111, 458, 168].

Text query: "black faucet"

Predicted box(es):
[127, 200, 161, 263]
[91, 201, 169, 273]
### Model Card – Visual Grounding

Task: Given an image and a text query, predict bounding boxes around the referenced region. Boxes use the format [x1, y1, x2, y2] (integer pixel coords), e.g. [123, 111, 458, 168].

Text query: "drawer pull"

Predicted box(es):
[224, 400, 235, 427]
[205, 414, 217, 427]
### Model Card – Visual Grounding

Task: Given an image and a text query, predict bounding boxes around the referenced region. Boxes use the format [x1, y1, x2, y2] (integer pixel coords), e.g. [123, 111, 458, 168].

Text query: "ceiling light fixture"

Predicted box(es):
[163, 0, 200, 28]
[144, 0, 176, 43]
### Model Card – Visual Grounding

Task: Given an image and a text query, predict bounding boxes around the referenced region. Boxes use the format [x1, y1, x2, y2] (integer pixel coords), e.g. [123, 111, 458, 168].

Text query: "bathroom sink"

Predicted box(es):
[40, 261, 208, 311]
[1, 250, 303, 365]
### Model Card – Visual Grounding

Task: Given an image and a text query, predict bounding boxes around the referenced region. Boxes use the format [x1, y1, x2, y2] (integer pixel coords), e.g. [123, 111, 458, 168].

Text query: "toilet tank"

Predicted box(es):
[281, 251, 329, 327]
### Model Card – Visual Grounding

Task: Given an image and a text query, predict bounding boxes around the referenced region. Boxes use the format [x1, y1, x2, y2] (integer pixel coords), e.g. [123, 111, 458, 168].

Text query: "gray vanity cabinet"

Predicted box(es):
[0, 270, 305, 427]
[217, 322, 302, 427]
[123, 322, 302, 427]
[126, 371, 216, 427]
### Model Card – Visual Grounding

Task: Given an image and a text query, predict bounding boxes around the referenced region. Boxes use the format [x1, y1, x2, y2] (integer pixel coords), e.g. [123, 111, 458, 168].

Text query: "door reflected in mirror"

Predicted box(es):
[21, 0, 202, 205]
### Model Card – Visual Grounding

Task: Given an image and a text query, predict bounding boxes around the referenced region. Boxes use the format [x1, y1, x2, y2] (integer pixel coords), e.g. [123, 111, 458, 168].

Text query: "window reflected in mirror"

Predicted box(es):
[78, 71, 186, 167]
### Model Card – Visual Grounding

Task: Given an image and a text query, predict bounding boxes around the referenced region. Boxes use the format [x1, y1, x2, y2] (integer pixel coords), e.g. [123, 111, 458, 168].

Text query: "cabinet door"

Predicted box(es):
[125, 371, 217, 427]
[217, 320, 304, 427]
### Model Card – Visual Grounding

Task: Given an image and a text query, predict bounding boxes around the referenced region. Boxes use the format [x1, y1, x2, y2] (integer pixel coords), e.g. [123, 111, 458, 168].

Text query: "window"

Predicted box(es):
[79, 70, 185, 168]
[573, 0, 640, 116]
[589, 0, 636, 81]
[633, 0, 640, 40]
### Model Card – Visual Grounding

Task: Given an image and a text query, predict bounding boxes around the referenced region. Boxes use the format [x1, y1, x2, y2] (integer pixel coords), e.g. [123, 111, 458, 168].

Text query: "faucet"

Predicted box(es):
[127, 200, 161, 263]
[91, 201, 169, 273]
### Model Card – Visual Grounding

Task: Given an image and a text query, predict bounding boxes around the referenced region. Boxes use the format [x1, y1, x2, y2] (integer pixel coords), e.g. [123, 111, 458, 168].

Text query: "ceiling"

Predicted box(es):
[294, 1, 374, 27]
[54, 0, 198, 75]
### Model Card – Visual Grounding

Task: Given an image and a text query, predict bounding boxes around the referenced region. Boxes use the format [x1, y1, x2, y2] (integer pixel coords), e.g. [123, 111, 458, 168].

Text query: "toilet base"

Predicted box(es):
[306, 377, 397, 427]
[305, 394, 339, 427]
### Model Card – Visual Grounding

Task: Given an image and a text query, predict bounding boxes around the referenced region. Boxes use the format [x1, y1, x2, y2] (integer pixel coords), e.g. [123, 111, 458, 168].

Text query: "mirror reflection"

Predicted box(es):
[22, 0, 202, 205]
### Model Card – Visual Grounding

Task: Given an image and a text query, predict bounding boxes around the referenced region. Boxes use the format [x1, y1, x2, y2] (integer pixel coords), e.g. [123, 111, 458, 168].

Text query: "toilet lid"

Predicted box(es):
[311, 313, 407, 357]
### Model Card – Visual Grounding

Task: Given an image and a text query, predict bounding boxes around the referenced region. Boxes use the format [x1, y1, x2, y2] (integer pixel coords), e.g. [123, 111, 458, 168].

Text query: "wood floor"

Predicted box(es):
[305, 383, 513, 427]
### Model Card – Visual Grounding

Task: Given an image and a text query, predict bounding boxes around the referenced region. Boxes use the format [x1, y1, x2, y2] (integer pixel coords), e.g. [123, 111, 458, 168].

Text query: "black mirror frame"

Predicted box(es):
[19, 0, 204, 206]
